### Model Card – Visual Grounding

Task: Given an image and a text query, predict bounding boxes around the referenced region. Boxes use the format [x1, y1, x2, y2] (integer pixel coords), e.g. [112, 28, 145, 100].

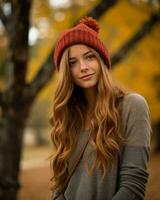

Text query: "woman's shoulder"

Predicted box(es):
[123, 92, 148, 107]
[120, 92, 150, 121]
[119, 92, 152, 145]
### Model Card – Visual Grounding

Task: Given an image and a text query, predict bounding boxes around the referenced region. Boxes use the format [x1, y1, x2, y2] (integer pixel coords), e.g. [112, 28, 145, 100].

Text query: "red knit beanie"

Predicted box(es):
[54, 17, 111, 70]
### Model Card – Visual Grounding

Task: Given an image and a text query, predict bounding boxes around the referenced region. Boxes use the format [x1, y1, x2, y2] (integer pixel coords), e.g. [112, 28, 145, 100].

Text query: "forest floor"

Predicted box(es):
[18, 145, 160, 200]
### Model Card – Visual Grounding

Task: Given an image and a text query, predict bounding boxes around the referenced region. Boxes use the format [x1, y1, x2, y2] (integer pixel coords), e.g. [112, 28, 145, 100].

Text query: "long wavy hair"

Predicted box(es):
[50, 46, 128, 192]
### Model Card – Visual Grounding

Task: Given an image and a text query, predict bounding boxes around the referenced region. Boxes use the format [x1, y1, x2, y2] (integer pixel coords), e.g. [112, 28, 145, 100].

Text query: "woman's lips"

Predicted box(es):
[80, 73, 94, 80]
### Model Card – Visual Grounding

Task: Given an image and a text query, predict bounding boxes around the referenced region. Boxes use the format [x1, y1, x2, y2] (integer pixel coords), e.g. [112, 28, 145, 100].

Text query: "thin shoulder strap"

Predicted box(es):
[62, 132, 90, 193]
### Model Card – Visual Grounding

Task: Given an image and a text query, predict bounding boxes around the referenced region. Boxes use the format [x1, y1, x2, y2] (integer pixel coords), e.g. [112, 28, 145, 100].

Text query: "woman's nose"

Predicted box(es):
[79, 59, 88, 71]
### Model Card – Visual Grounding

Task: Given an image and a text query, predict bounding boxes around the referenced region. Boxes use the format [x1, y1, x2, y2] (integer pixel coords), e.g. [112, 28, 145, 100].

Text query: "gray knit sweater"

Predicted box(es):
[53, 93, 152, 200]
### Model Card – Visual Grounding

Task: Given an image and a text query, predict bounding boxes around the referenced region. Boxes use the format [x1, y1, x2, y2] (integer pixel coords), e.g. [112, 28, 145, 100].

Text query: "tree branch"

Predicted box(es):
[25, 51, 55, 101]
[75, 0, 118, 24]
[27, 0, 118, 100]
[111, 12, 160, 67]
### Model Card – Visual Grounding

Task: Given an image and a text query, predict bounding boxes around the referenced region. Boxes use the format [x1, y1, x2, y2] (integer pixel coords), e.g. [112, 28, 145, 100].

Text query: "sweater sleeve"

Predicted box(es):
[112, 93, 152, 200]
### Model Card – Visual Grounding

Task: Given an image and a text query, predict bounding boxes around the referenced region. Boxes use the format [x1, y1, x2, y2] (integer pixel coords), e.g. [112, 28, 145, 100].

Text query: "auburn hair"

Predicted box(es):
[50, 46, 128, 192]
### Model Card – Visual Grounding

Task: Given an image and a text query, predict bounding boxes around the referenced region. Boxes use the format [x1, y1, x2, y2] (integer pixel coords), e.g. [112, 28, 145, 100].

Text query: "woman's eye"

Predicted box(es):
[69, 61, 76, 67]
[86, 54, 96, 60]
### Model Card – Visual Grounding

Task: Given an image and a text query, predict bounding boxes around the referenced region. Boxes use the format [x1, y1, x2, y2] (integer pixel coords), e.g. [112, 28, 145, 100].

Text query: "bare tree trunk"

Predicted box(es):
[0, 106, 30, 200]
[0, 0, 31, 199]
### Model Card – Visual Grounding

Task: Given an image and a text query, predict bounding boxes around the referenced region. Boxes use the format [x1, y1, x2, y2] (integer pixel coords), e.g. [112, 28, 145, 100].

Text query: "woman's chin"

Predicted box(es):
[76, 80, 98, 89]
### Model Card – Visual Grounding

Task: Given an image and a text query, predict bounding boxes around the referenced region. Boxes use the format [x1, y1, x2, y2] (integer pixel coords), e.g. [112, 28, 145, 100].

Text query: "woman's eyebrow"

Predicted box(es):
[68, 57, 76, 61]
[83, 50, 93, 56]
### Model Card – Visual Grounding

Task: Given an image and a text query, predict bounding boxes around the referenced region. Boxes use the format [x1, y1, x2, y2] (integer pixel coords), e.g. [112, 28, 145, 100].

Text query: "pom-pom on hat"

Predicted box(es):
[54, 17, 111, 70]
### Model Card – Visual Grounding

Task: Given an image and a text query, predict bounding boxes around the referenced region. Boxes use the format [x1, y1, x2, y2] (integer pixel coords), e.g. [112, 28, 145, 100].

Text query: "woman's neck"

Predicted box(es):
[83, 87, 97, 112]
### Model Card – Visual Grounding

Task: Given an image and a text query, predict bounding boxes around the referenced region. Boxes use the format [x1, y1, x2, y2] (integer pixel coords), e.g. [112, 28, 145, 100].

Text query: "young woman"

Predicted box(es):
[50, 17, 152, 200]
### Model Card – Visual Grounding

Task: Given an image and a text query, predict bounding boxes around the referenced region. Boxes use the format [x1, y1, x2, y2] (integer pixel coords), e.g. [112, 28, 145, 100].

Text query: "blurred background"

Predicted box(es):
[0, 0, 159, 200]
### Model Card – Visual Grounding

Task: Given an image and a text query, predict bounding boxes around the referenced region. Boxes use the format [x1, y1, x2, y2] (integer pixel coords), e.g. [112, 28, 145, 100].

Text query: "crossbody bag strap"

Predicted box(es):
[63, 133, 90, 192]
[62, 132, 90, 193]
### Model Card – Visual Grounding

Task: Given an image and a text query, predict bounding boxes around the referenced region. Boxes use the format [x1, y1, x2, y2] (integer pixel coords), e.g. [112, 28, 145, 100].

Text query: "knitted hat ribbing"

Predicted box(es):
[54, 17, 111, 70]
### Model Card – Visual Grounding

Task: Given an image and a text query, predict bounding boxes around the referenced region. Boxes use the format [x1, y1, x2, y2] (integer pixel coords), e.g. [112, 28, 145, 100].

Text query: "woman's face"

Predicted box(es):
[68, 44, 101, 89]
